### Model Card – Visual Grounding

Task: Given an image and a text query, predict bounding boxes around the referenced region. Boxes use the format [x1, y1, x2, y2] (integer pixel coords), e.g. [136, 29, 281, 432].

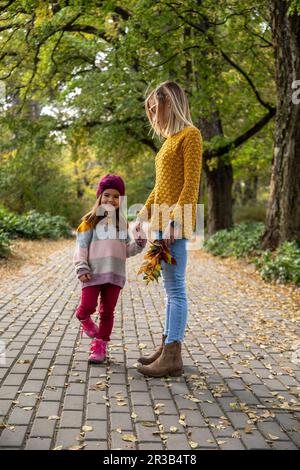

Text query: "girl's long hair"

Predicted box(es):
[81, 194, 127, 232]
[145, 80, 195, 139]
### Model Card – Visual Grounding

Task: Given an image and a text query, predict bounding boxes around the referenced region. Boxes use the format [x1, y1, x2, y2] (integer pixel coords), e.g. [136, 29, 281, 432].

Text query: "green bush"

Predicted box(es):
[204, 222, 265, 258]
[204, 222, 300, 285]
[0, 208, 73, 241]
[254, 241, 300, 285]
[0, 229, 11, 258]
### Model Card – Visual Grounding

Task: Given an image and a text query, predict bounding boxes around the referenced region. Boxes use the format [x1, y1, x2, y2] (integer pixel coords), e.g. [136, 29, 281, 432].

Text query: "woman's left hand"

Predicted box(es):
[163, 223, 175, 246]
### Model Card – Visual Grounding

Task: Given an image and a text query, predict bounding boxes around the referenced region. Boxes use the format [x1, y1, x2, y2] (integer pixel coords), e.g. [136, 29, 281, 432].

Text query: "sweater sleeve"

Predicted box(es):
[73, 220, 93, 278]
[170, 128, 203, 226]
[137, 187, 156, 222]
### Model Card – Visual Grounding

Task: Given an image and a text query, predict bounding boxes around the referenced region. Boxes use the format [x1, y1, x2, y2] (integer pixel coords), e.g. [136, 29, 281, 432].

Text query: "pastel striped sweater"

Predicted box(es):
[73, 218, 146, 289]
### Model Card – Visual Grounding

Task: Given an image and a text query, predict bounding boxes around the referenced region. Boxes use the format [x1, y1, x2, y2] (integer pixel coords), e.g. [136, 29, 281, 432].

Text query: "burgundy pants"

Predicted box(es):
[75, 284, 121, 342]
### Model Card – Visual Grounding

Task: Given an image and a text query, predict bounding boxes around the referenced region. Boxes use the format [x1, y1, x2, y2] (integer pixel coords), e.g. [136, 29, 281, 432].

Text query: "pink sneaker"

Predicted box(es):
[80, 318, 99, 339]
[88, 338, 107, 363]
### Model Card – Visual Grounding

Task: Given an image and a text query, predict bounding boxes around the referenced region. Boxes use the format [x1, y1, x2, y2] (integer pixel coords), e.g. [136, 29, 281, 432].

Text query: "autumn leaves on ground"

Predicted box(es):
[0, 237, 299, 449]
[2, 236, 299, 357]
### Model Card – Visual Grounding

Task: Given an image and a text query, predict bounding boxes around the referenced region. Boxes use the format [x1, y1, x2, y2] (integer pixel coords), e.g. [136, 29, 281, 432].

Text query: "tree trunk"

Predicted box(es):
[261, 0, 300, 249]
[198, 112, 234, 236]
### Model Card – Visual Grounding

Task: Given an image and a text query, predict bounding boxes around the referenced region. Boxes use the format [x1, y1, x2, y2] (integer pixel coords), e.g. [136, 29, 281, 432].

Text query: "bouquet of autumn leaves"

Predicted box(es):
[137, 239, 177, 284]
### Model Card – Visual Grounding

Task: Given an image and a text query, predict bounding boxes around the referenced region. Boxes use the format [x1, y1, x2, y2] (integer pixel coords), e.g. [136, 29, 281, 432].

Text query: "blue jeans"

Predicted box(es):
[155, 231, 188, 344]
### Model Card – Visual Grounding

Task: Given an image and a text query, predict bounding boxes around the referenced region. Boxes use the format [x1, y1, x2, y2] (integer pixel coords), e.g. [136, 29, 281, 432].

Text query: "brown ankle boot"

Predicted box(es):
[137, 335, 167, 365]
[137, 341, 183, 377]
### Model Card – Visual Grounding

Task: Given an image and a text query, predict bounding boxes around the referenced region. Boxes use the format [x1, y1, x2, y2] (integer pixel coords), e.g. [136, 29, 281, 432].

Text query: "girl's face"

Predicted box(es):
[100, 188, 120, 209]
[148, 93, 171, 131]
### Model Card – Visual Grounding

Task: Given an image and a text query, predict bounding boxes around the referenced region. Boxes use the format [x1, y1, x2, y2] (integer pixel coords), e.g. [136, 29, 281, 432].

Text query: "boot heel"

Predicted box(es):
[170, 369, 183, 377]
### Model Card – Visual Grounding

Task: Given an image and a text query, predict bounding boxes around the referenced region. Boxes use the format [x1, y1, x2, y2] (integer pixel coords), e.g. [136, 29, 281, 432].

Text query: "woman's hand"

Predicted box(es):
[162, 223, 175, 246]
[79, 273, 92, 282]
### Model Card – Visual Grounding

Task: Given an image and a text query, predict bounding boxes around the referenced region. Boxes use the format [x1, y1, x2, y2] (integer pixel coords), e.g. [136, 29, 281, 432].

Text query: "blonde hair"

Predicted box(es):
[81, 194, 127, 232]
[145, 81, 195, 139]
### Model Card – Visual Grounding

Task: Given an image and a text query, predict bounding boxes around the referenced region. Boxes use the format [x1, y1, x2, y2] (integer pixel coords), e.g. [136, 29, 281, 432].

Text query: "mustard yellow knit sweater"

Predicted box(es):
[138, 126, 203, 239]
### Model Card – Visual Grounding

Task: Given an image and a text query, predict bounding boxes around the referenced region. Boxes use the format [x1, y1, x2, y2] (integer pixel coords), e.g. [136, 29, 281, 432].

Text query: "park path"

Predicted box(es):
[0, 239, 299, 450]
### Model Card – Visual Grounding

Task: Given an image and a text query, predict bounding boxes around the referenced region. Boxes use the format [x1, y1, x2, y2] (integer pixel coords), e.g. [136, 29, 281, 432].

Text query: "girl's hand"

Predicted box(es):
[133, 220, 141, 233]
[79, 273, 91, 282]
[133, 221, 146, 243]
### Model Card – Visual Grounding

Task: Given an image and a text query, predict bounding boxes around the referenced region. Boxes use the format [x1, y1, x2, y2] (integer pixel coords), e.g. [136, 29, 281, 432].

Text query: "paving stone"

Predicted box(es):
[138, 442, 164, 450]
[257, 421, 290, 441]
[135, 422, 162, 442]
[218, 438, 245, 450]
[30, 418, 56, 438]
[158, 414, 187, 433]
[36, 401, 60, 418]
[63, 395, 84, 411]
[240, 430, 272, 450]
[131, 392, 152, 405]
[65, 383, 85, 396]
[47, 375, 68, 388]
[110, 412, 133, 431]
[164, 432, 192, 450]
[82, 420, 107, 440]
[8, 407, 34, 425]
[134, 405, 157, 422]
[2, 374, 25, 386]
[0, 426, 27, 447]
[270, 440, 298, 450]
[0, 386, 19, 400]
[83, 440, 108, 450]
[111, 430, 137, 450]
[60, 410, 83, 428]
[0, 400, 13, 416]
[21, 381, 44, 393]
[55, 428, 82, 449]
[25, 438, 52, 450]
[42, 388, 64, 401]
[86, 403, 107, 421]
[227, 412, 250, 429]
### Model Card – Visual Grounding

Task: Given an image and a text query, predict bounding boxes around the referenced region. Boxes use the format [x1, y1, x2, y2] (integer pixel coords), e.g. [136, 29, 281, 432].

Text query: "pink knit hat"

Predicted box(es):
[96, 174, 125, 199]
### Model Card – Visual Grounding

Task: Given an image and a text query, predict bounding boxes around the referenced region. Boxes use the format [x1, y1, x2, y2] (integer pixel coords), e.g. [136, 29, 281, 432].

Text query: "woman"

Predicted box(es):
[136, 80, 203, 377]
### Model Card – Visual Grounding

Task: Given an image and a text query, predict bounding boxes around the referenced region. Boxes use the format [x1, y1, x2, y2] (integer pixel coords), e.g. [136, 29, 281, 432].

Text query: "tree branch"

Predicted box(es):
[204, 107, 276, 159]
[0, 0, 16, 13]
[163, 2, 274, 112]
[219, 49, 274, 111]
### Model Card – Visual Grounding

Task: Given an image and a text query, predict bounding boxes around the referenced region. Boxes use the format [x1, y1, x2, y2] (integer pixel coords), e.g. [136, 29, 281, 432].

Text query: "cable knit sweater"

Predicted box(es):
[73, 218, 146, 289]
[138, 126, 203, 239]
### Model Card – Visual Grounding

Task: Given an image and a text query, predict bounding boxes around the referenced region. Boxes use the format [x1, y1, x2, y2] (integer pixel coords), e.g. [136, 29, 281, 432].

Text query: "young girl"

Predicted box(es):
[73, 174, 146, 363]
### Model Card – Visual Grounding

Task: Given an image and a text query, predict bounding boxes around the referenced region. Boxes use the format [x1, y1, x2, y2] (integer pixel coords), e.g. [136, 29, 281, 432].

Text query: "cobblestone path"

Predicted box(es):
[0, 240, 299, 450]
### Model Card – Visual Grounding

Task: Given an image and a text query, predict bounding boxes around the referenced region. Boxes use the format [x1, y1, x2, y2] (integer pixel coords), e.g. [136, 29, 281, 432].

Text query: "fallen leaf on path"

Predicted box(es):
[122, 434, 138, 442]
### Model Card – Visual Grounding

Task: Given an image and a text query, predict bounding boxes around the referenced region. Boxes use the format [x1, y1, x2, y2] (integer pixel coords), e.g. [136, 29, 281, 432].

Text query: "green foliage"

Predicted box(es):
[0, 0, 277, 238]
[0, 207, 72, 241]
[289, 0, 300, 15]
[0, 229, 11, 258]
[205, 223, 300, 285]
[254, 241, 300, 285]
[234, 204, 266, 223]
[0, 117, 82, 223]
[204, 222, 265, 257]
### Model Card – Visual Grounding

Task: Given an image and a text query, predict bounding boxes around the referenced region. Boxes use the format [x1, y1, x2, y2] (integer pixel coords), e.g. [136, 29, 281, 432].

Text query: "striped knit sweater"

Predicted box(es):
[73, 217, 146, 289]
